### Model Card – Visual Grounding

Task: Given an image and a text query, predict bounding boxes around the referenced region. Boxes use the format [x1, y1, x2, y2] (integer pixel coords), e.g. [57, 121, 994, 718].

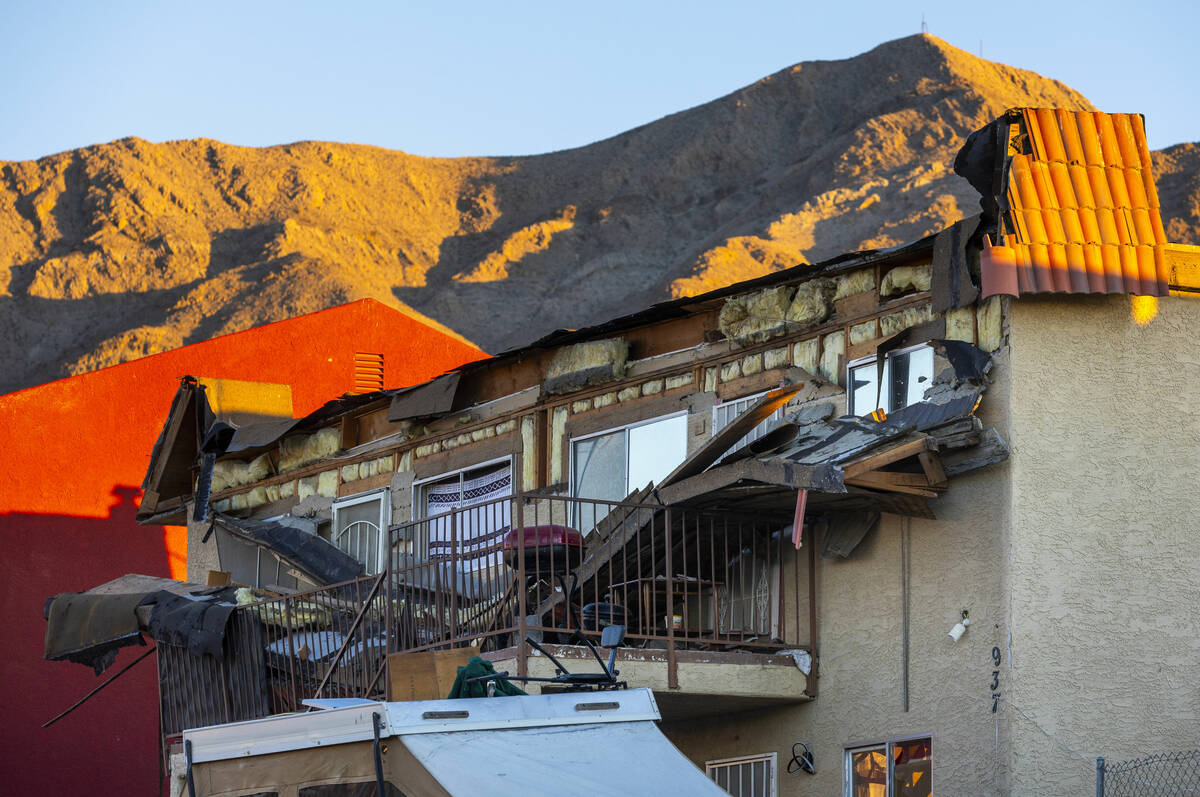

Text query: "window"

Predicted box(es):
[413, 459, 512, 570]
[847, 345, 934, 417]
[706, 752, 777, 797]
[331, 489, 390, 574]
[845, 737, 931, 797]
[571, 413, 688, 502]
[712, 392, 787, 456]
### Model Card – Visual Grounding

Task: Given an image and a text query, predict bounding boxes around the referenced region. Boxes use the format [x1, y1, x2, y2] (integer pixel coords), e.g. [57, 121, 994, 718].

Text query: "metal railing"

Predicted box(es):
[1099, 751, 1200, 796]
[386, 494, 812, 682]
[159, 575, 388, 737]
[158, 493, 812, 737]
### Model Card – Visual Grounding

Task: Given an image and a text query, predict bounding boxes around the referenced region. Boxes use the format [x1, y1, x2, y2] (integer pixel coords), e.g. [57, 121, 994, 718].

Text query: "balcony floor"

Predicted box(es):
[484, 644, 813, 721]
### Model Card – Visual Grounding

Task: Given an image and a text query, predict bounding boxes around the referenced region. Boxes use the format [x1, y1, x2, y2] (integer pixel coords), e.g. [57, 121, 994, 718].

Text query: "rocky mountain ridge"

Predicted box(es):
[1, 34, 1195, 394]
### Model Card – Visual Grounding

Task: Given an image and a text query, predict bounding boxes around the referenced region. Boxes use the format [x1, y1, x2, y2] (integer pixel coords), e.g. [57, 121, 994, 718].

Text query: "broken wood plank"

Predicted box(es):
[840, 437, 931, 479]
[845, 471, 939, 497]
[657, 458, 843, 506]
[918, 450, 948, 488]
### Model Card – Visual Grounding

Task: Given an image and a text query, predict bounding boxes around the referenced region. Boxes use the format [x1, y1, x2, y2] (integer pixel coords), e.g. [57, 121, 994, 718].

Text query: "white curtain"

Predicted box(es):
[425, 464, 512, 569]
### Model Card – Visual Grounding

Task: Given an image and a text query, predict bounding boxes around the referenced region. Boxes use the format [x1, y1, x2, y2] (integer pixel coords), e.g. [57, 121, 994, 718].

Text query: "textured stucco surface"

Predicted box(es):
[662, 348, 1016, 795]
[1004, 295, 1200, 794]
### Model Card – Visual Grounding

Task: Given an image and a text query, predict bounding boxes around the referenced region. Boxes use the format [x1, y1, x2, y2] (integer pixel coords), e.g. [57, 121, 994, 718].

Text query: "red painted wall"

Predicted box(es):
[0, 300, 485, 795]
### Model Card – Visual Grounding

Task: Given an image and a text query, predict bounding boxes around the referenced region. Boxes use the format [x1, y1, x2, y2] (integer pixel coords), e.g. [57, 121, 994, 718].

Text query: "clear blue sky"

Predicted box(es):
[2, 0, 1195, 162]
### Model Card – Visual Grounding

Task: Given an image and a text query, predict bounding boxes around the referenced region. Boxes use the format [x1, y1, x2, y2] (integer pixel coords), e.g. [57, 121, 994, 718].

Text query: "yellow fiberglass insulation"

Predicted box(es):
[786, 278, 838, 327]
[543, 338, 629, 394]
[718, 286, 793, 346]
[278, 427, 341, 472]
[880, 264, 932, 296]
[211, 452, 272, 494]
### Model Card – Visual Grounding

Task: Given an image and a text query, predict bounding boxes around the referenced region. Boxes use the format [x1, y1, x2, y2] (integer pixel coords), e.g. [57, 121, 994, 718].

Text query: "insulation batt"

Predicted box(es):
[278, 427, 340, 472]
[880, 304, 935, 336]
[717, 286, 793, 345]
[543, 339, 629, 394]
[833, 268, 876, 300]
[786, 278, 838, 326]
[880, 263, 932, 296]
[210, 452, 272, 493]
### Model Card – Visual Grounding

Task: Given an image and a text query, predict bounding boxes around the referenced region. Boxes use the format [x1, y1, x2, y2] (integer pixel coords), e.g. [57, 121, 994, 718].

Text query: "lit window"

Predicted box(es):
[571, 413, 688, 505]
[847, 345, 934, 417]
[845, 737, 931, 797]
[331, 489, 390, 575]
[712, 392, 786, 456]
[706, 752, 777, 796]
[414, 459, 512, 570]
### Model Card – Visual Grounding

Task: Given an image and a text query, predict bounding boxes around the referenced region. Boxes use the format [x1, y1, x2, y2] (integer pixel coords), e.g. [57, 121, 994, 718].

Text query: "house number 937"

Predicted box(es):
[991, 646, 1001, 713]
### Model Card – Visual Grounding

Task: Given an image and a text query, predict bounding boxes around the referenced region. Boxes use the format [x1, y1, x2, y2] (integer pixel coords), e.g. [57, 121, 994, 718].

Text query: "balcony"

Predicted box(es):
[157, 495, 815, 738]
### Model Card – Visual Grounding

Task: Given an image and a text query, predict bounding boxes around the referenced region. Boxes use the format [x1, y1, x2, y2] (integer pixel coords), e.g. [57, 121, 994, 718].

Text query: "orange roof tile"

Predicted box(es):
[983, 108, 1169, 298]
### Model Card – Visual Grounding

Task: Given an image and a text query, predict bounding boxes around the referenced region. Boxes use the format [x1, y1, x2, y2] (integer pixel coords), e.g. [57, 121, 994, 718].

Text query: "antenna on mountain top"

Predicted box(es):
[921, 13, 928, 34]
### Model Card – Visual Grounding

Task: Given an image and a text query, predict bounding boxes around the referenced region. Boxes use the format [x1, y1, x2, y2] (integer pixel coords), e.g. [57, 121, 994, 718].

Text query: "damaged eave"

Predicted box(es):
[656, 458, 844, 506]
[657, 342, 1008, 518]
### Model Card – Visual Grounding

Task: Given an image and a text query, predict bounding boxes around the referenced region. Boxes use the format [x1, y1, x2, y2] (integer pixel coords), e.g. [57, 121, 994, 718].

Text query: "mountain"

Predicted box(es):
[0, 34, 1194, 394]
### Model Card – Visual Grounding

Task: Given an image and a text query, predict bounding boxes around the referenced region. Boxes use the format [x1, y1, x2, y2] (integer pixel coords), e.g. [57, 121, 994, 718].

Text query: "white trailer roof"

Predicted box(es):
[402, 715, 727, 796]
[182, 689, 725, 795]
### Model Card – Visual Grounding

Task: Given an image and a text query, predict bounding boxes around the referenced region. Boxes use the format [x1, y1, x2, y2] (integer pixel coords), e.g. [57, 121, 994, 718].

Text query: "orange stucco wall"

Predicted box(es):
[0, 299, 485, 795]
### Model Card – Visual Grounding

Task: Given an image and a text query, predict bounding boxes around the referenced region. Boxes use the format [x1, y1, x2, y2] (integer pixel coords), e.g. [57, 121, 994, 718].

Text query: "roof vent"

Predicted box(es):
[353, 352, 385, 393]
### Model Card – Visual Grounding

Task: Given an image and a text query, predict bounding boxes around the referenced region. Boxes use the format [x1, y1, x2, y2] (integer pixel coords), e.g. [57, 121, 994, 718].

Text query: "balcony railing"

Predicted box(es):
[159, 494, 813, 737]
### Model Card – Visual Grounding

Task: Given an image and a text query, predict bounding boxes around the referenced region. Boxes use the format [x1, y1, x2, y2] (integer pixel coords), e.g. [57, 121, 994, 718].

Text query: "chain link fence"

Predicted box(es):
[1098, 751, 1200, 796]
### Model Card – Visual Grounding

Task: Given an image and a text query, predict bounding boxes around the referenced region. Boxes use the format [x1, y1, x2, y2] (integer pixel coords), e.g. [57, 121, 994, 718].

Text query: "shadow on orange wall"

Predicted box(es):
[0, 488, 169, 796]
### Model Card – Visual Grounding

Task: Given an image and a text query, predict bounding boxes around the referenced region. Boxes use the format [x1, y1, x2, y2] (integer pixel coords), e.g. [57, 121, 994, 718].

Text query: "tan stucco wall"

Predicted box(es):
[1004, 295, 1200, 794]
[662, 348, 1016, 795]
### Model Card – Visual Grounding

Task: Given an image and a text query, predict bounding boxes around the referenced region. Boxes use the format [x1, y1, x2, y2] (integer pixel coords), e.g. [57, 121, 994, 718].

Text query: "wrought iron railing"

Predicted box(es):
[159, 494, 813, 737]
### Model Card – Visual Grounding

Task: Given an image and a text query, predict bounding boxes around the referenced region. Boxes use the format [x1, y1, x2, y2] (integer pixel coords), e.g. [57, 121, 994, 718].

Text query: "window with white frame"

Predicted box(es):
[706, 752, 778, 797]
[845, 737, 931, 797]
[571, 413, 688, 502]
[847, 344, 935, 417]
[413, 458, 512, 570]
[712, 391, 787, 456]
[331, 489, 390, 575]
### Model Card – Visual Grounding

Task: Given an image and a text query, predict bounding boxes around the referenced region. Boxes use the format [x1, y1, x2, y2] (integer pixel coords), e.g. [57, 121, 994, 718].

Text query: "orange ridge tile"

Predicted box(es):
[1087, 165, 1114, 208]
[1123, 167, 1150, 209]
[1067, 163, 1096, 208]
[1105, 165, 1133, 209]
[1076, 206, 1102, 244]
[1048, 161, 1078, 209]
[1076, 113, 1105, 166]
[1057, 109, 1088, 164]
[1096, 113, 1123, 165]
[1113, 115, 1143, 167]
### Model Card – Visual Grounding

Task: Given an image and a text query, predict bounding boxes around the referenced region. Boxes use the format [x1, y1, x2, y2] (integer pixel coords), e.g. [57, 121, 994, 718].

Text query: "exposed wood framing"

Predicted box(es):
[840, 437, 932, 480]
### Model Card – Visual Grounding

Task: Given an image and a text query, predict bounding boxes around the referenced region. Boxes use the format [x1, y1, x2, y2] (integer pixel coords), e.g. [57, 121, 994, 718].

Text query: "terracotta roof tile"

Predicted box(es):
[983, 108, 1170, 297]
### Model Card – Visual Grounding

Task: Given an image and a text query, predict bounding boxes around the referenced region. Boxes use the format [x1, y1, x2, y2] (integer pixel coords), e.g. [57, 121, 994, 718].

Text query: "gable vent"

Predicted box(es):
[353, 352, 385, 393]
